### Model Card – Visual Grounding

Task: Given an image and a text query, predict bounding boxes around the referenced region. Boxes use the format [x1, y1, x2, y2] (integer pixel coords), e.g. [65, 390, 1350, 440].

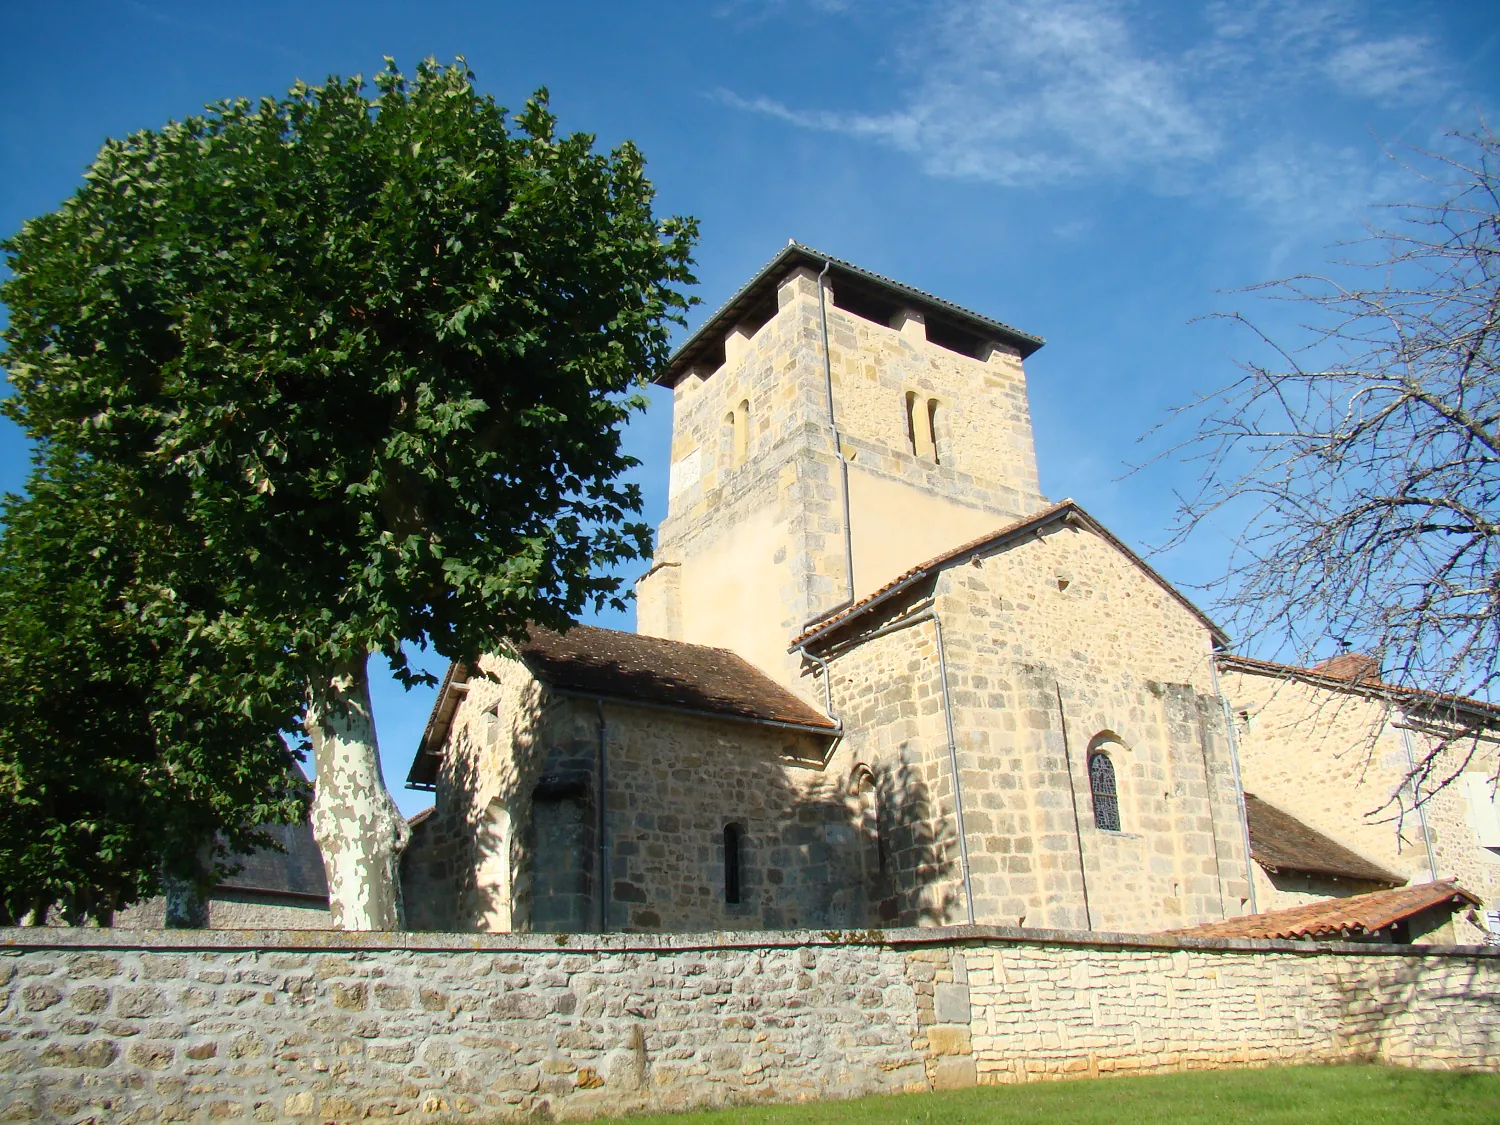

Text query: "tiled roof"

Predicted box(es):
[662, 241, 1045, 385]
[1167, 880, 1479, 941]
[1308, 652, 1381, 683]
[217, 816, 328, 901]
[792, 499, 1227, 649]
[517, 625, 836, 730]
[407, 625, 837, 790]
[1215, 653, 1500, 723]
[1244, 794, 1401, 884]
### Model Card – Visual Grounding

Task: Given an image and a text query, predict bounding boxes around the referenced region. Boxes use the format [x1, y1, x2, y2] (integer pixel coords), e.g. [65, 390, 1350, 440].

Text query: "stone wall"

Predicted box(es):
[638, 265, 1048, 697]
[403, 648, 875, 935]
[809, 518, 1251, 935]
[1, 926, 1495, 1124]
[1220, 663, 1500, 942]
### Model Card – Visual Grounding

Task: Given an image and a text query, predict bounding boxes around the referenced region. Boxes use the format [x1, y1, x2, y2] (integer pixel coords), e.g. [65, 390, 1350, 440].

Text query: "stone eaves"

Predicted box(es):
[661, 241, 1046, 386]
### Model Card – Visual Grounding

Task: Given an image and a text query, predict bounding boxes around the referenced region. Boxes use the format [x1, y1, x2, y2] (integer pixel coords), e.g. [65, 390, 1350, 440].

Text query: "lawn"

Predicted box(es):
[616, 1065, 1500, 1124]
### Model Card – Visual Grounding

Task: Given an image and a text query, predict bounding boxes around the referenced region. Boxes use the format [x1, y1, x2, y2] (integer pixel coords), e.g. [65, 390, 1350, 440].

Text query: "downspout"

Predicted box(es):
[811, 258, 857, 621]
[801, 602, 975, 924]
[1208, 648, 1258, 914]
[1398, 714, 1439, 881]
[595, 698, 610, 933]
[1054, 684, 1094, 930]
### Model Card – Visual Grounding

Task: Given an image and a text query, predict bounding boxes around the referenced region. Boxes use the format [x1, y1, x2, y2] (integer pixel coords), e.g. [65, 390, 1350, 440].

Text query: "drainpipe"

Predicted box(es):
[1208, 648, 1258, 914]
[809, 258, 857, 623]
[804, 602, 975, 924]
[1397, 714, 1439, 881]
[1054, 684, 1094, 930]
[595, 698, 610, 933]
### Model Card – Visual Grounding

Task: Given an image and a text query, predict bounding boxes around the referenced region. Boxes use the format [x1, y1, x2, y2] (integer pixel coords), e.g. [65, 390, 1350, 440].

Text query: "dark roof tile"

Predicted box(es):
[1244, 794, 1401, 884]
[517, 625, 836, 730]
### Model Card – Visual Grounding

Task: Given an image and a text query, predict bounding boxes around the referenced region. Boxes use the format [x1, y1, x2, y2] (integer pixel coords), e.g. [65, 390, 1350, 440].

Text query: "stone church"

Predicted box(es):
[400, 242, 1496, 942]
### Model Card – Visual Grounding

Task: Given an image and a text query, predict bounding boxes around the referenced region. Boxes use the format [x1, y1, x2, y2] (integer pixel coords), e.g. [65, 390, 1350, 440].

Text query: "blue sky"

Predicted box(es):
[3, 0, 1498, 814]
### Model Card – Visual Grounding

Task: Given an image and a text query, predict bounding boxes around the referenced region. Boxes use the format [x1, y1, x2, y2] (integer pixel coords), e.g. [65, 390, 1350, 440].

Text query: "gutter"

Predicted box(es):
[1397, 714, 1440, 881]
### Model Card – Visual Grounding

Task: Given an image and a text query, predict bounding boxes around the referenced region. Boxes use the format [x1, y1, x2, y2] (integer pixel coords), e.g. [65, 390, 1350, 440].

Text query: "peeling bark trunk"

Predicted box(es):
[162, 843, 213, 928]
[162, 873, 210, 929]
[307, 657, 410, 930]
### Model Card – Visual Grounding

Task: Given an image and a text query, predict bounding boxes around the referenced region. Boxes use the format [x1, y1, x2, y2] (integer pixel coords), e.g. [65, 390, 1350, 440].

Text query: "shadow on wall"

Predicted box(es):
[403, 716, 964, 934]
[1328, 949, 1499, 1067]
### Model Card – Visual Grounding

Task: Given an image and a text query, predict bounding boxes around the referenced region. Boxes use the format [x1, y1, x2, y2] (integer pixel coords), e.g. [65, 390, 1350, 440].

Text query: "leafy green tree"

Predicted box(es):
[0, 452, 307, 926]
[1, 58, 696, 928]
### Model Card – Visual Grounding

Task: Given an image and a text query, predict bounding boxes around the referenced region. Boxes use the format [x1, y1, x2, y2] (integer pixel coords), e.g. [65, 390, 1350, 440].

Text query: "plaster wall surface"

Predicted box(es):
[1, 927, 1494, 1124]
[1219, 665, 1500, 943]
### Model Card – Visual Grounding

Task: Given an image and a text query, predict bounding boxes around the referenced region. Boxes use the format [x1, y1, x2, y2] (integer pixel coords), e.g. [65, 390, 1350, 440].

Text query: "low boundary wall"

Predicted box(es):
[1, 925, 1496, 1122]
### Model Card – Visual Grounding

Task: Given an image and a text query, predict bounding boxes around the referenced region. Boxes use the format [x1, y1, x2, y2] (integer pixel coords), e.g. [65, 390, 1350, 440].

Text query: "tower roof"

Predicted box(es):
[661, 242, 1046, 386]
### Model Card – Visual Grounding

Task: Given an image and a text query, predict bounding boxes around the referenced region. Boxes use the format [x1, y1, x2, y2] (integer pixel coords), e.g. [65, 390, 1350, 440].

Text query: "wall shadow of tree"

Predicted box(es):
[1325, 946, 1499, 1067]
[403, 693, 962, 933]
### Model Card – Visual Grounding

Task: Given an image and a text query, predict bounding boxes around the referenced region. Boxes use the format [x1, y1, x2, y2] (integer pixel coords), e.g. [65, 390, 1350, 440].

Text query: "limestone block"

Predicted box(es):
[931, 1054, 978, 1090]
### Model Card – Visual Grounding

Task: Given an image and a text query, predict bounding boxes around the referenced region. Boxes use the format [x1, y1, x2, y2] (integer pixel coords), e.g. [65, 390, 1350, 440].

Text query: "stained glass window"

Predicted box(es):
[1089, 752, 1120, 832]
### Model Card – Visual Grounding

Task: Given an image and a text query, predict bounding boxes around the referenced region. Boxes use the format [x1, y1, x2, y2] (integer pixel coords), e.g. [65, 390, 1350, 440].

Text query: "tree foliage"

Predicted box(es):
[1167, 124, 1500, 722]
[1, 57, 696, 926]
[0, 453, 306, 924]
[3, 58, 696, 684]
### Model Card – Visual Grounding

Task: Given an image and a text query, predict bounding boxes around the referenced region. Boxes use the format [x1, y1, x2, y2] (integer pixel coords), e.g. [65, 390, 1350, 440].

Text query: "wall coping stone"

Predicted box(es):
[3, 923, 1496, 959]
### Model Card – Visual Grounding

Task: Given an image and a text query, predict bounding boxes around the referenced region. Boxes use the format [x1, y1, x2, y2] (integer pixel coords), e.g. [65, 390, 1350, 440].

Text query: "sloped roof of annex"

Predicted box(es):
[407, 624, 839, 790]
[791, 498, 1229, 653]
[1167, 879, 1479, 942]
[1242, 793, 1402, 885]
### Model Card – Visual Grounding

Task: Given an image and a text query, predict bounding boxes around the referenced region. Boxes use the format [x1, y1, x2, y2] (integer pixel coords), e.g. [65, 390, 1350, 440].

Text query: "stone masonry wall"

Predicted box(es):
[1, 927, 1495, 1124]
[806, 519, 1250, 935]
[1221, 664, 1500, 943]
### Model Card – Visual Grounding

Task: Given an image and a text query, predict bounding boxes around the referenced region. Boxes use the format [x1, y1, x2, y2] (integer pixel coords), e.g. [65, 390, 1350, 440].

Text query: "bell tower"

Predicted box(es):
[635, 243, 1047, 695]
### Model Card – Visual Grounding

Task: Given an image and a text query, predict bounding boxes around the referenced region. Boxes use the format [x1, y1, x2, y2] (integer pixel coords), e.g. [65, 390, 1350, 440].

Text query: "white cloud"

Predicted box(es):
[720, 0, 1458, 220]
[1325, 36, 1444, 104]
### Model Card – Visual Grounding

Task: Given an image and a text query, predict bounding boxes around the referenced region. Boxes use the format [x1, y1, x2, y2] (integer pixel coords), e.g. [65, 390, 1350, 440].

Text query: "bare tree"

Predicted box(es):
[1167, 124, 1500, 739]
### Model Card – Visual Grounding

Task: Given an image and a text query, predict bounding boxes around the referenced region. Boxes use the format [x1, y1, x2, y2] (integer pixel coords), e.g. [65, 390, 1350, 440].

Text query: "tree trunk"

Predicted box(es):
[162, 841, 213, 928]
[307, 657, 410, 930]
[162, 871, 209, 929]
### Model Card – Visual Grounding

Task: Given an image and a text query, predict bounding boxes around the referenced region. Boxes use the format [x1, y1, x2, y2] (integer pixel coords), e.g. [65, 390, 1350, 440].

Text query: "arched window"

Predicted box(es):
[1089, 752, 1120, 832]
[904, 391, 942, 462]
[723, 822, 745, 905]
[722, 400, 751, 468]
[733, 399, 750, 465]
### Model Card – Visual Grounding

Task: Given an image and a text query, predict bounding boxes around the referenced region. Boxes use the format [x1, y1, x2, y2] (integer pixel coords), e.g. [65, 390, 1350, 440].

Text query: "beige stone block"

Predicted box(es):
[931, 1055, 978, 1090]
[927, 1025, 973, 1056]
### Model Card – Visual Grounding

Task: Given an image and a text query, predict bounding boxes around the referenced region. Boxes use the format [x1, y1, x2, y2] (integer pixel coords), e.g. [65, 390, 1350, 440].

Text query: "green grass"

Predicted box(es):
[616, 1065, 1500, 1124]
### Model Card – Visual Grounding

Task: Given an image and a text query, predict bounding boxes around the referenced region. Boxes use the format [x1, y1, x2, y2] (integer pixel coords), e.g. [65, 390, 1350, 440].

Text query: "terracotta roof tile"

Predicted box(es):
[406, 625, 837, 790]
[1167, 880, 1479, 941]
[516, 625, 836, 731]
[1244, 794, 1401, 884]
[1308, 652, 1381, 682]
